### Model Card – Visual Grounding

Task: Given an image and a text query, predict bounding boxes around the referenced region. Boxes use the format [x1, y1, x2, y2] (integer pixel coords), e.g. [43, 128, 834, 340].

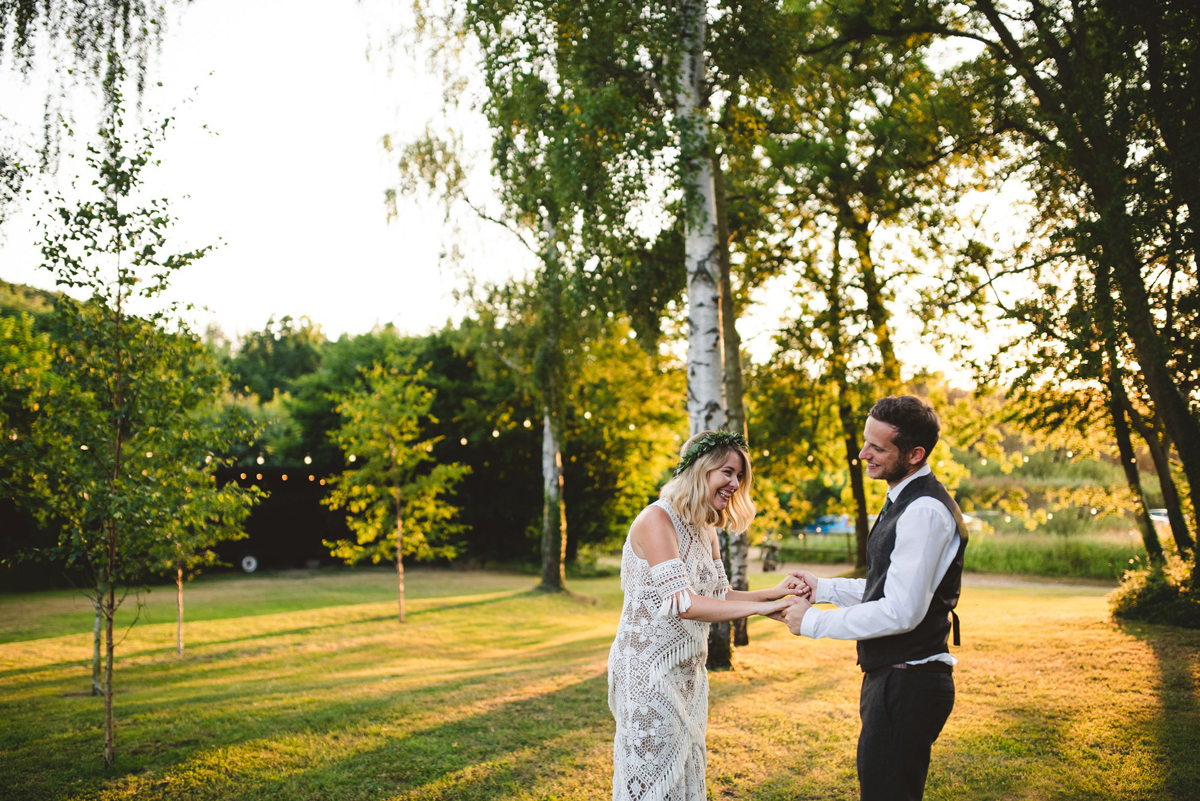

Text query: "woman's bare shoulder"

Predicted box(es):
[629, 504, 677, 557]
[632, 503, 674, 536]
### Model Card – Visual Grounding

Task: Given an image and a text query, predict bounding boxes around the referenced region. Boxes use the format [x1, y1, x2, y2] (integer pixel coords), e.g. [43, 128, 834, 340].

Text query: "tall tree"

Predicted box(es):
[833, 0, 1200, 540]
[737, 19, 996, 566]
[459, 0, 817, 667]
[3, 88, 257, 765]
[227, 316, 325, 402]
[322, 359, 469, 623]
[154, 412, 261, 657]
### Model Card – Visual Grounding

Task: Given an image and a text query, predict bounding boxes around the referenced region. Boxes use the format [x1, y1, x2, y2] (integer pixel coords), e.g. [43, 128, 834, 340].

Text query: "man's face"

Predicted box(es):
[859, 416, 921, 485]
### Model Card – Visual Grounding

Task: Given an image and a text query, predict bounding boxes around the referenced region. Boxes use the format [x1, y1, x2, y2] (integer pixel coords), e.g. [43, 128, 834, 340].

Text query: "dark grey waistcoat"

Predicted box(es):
[857, 471, 968, 673]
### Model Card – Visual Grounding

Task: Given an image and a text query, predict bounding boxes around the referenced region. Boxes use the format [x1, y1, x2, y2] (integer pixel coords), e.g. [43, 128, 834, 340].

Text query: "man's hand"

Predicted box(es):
[785, 570, 818, 601]
[779, 595, 812, 635]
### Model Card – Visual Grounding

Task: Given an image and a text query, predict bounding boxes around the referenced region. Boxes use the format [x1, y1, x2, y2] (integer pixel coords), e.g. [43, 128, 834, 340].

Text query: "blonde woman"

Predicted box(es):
[608, 431, 806, 801]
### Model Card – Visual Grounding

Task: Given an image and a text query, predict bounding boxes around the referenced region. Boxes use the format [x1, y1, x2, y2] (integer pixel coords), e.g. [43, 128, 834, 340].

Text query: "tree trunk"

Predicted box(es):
[396, 498, 405, 623]
[713, 153, 750, 646]
[535, 217, 569, 593]
[1110, 256, 1200, 524]
[714, 154, 746, 440]
[1086, 174, 1200, 525]
[707, 530, 734, 669]
[676, 0, 729, 669]
[538, 411, 568, 592]
[103, 527, 116, 767]
[727, 531, 750, 646]
[1126, 408, 1194, 556]
[847, 219, 900, 393]
[91, 591, 103, 696]
[1108, 372, 1163, 565]
[838, 393, 870, 569]
[828, 222, 870, 567]
[175, 566, 184, 657]
[677, 0, 725, 438]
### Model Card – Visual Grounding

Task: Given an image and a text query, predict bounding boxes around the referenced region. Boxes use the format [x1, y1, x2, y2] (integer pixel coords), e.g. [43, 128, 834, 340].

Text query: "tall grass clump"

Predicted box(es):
[964, 533, 1142, 580]
[1110, 552, 1200, 628]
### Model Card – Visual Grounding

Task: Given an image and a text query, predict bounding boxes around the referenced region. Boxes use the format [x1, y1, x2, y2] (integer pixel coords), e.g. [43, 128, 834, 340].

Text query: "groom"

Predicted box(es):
[774, 395, 968, 801]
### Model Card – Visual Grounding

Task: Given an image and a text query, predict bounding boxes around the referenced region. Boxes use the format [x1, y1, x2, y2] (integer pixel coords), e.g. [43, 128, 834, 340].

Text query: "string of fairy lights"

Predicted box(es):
[23, 418, 1119, 527]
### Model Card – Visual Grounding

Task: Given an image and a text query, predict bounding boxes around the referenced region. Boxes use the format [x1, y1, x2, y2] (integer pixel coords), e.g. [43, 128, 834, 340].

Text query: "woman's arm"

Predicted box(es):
[635, 512, 802, 622]
[724, 574, 811, 604]
[677, 590, 800, 623]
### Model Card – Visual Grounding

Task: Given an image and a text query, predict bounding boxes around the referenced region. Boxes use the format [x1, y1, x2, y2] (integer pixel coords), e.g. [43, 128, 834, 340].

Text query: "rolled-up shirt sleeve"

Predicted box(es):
[800, 499, 958, 641]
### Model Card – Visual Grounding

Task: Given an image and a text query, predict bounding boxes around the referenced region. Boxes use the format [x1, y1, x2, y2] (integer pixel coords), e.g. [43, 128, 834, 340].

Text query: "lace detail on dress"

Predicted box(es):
[650, 558, 693, 618]
[608, 499, 721, 801]
[711, 558, 730, 600]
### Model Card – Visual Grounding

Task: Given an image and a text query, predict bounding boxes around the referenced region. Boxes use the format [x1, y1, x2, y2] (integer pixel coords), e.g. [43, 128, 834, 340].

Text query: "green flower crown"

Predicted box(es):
[674, 431, 748, 477]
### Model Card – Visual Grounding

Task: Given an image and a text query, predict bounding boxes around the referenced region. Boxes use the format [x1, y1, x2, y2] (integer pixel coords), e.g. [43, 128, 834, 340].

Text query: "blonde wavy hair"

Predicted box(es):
[659, 430, 756, 533]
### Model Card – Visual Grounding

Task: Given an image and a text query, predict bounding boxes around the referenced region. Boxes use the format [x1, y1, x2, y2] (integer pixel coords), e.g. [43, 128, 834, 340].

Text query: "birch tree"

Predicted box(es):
[322, 360, 469, 622]
[3, 86, 258, 765]
[155, 425, 260, 657]
[458, 0, 810, 665]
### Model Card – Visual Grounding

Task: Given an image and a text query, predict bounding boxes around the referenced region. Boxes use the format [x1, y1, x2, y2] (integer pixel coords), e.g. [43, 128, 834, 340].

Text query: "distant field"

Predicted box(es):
[776, 528, 1148, 580]
[963, 530, 1146, 580]
[1, 567, 1197, 800]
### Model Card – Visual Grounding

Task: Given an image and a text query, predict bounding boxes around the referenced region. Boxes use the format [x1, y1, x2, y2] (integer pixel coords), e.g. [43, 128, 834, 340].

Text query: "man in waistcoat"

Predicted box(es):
[772, 395, 968, 801]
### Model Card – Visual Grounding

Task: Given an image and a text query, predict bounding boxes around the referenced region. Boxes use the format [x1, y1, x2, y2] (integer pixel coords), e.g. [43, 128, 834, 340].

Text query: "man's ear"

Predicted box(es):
[907, 446, 927, 466]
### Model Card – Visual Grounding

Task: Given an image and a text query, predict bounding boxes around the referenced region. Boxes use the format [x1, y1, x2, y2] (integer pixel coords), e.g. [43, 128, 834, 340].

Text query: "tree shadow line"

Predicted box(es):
[1120, 621, 1200, 799]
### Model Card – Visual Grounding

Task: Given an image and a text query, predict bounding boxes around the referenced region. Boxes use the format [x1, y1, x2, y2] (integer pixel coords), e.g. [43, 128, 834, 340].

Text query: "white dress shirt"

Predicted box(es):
[798, 464, 961, 666]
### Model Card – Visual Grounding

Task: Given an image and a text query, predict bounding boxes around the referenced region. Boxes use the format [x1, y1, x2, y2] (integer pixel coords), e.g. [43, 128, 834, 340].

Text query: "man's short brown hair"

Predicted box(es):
[868, 395, 940, 462]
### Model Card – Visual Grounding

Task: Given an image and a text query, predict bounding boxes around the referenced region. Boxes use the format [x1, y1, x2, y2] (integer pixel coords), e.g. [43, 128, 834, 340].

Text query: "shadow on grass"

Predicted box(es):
[1121, 621, 1200, 799]
[0, 611, 619, 798]
[0, 589, 537, 681]
[923, 698, 1080, 801]
[276, 672, 613, 799]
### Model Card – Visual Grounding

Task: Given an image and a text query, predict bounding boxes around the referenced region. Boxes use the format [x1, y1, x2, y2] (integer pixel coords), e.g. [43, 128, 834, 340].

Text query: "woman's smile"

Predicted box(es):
[708, 451, 744, 510]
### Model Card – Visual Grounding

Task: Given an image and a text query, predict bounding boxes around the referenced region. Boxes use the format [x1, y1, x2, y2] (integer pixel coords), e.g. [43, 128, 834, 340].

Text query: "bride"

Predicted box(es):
[608, 430, 806, 801]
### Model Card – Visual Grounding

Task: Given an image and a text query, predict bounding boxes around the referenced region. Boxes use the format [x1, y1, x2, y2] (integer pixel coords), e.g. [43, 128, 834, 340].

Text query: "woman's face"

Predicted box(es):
[707, 450, 744, 512]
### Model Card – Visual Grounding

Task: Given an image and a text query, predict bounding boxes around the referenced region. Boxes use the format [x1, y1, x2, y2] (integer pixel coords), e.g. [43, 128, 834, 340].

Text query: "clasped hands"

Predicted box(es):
[761, 571, 817, 635]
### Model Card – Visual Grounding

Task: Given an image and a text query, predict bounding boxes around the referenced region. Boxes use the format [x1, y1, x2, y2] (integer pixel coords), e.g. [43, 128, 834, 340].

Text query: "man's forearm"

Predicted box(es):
[816, 576, 866, 607]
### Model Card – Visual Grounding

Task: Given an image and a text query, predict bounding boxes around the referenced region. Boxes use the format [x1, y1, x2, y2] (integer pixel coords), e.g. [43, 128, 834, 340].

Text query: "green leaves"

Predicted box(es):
[322, 359, 470, 565]
[5, 87, 260, 592]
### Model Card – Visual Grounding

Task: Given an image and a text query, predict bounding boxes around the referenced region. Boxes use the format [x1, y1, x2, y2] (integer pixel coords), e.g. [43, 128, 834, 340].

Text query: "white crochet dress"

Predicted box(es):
[608, 499, 730, 801]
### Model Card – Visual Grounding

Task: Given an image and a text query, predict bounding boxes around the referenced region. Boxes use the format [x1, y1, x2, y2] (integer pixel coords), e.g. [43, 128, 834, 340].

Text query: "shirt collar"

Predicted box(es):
[887, 462, 932, 501]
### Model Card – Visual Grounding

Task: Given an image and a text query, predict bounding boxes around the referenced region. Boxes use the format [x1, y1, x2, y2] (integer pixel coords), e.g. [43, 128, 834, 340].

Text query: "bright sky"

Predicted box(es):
[0, 1, 1013, 384]
[0, 0, 532, 341]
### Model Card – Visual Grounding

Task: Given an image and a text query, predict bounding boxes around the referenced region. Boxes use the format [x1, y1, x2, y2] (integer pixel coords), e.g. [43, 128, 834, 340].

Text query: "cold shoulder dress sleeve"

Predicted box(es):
[607, 500, 727, 801]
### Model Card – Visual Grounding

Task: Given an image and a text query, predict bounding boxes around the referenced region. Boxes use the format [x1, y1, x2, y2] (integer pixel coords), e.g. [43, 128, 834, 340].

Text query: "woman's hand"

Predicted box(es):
[784, 571, 817, 601]
[756, 594, 803, 617]
[765, 572, 815, 601]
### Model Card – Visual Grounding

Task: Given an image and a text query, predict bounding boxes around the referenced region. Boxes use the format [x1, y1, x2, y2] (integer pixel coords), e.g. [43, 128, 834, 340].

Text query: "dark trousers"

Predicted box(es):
[857, 667, 955, 801]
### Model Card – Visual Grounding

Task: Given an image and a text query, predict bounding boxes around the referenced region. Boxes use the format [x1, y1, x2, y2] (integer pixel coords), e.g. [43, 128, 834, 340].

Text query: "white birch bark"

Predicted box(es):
[675, 0, 725, 436]
[540, 411, 567, 589]
[536, 215, 569, 592]
[675, 0, 732, 669]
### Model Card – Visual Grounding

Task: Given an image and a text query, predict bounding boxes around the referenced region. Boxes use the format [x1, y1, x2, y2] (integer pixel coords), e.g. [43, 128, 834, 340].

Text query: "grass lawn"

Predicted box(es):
[1, 567, 1197, 800]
